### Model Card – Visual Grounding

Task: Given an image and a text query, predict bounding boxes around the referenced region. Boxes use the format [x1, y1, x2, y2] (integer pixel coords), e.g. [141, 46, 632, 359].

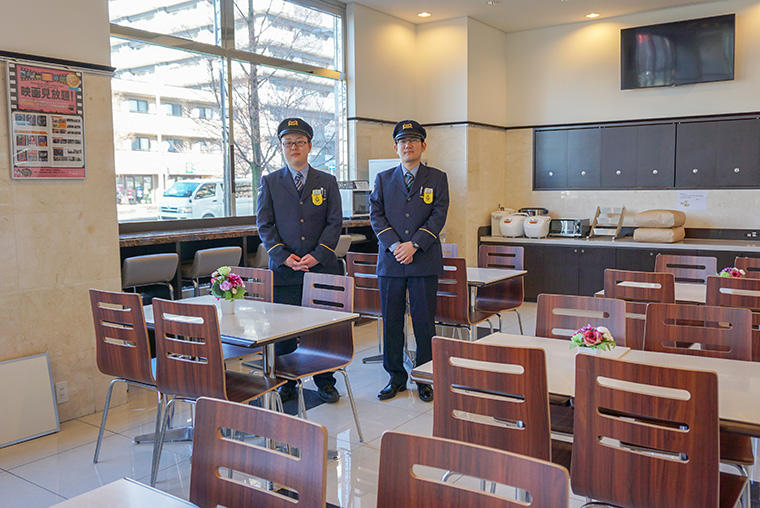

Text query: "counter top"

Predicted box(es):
[480, 235, 760, 253]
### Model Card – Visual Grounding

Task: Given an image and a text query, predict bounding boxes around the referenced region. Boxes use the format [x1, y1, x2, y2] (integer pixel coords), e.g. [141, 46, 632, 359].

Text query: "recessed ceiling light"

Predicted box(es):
[586, 12, 600, 19]
[486, 0, 500, 6]
[417, 11, 432, 18]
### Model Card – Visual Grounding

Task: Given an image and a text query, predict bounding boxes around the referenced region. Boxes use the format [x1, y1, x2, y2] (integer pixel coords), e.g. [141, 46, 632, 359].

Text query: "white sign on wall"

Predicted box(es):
[677, 190, 708, 211]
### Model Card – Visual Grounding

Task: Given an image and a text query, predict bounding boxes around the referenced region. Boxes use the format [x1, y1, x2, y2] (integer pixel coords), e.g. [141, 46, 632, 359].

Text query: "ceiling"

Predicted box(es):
[347, 0, 723, 32]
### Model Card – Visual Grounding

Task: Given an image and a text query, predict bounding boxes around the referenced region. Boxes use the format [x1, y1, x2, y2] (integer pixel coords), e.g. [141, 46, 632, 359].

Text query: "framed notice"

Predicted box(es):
[6, 62, 85, 179]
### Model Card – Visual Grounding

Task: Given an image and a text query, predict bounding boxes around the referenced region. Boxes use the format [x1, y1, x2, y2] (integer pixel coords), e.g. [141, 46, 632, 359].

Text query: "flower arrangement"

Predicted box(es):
[210, 266, 246, 301]
[570, 324, 616, 352]
[718, 267, 746, 278]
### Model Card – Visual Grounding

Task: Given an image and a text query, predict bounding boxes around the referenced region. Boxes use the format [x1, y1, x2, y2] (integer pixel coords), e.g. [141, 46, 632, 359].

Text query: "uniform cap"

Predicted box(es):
[393, 120, 426, 142]
[277, 117, 313, 141]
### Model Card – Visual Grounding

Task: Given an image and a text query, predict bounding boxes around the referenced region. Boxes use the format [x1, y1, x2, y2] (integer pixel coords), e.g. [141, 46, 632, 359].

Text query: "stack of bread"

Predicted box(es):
[633, 209, 686, 243]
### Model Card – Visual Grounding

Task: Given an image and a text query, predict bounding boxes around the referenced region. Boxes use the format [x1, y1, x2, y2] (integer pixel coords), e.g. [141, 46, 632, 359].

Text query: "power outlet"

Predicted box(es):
[55, 382, 69, 404]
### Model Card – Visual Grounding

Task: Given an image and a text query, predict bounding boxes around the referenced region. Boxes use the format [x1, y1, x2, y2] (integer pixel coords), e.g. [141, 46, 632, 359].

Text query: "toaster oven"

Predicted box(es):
[549, 218, 590, 237]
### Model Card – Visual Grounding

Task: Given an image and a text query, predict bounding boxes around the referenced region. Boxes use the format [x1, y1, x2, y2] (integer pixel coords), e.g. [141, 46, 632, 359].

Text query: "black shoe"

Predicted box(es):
[418, 384, 433, 402]
[378, 382, 406, 401]
[317, 385, 340, 403]
[277, 383, 297, 403]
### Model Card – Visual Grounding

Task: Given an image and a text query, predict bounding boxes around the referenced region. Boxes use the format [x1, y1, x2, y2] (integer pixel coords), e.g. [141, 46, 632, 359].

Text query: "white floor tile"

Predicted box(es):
[0, 470, 65, 507]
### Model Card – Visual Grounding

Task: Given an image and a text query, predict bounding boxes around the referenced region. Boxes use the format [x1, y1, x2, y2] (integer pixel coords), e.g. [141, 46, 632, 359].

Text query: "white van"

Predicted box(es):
[159, 179, 224, 220]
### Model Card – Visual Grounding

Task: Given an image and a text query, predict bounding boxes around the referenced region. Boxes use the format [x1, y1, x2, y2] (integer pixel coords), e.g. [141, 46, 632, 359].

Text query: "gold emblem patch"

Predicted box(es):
[312, 189, 323, 206]
[403, 123, 412, 129]
[288, 120, 298, 126]
[423, 187, 433, 204]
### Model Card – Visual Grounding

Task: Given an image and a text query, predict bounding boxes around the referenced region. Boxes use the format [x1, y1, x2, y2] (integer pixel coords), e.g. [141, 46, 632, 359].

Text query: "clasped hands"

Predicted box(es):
[394, 241, 418, 265]
[284, 253, 318, 271]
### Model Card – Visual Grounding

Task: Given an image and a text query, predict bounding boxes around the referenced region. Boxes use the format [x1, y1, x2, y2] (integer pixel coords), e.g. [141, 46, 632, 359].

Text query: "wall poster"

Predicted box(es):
[6, 62, 85, 179]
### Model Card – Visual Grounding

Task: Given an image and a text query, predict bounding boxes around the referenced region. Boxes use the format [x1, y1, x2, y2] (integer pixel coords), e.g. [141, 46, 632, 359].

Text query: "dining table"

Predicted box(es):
[466, 267, 527, 312]
[52, 478, 197, 508]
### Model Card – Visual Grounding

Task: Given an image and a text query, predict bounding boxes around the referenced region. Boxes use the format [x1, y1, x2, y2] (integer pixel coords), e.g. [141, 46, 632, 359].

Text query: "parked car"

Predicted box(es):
[158, 179, 223, 219]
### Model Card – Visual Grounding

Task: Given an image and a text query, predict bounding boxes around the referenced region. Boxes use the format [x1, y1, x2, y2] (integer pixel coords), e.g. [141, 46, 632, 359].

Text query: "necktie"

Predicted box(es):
[295, 172, 304, 193]
[405, 171, 414, 191]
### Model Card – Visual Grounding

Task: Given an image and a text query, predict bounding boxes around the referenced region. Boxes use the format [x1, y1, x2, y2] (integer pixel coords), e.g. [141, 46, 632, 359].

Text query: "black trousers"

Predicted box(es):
[274, 284, 336, 389]
[379, 275, 438, 386]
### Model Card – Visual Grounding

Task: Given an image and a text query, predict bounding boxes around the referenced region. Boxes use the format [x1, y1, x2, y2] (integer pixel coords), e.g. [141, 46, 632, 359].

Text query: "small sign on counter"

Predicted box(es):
[677, 190, 707, 211]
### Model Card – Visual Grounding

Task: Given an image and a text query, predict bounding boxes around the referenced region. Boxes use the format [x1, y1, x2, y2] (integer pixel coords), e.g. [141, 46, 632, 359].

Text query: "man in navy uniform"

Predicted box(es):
[369, 120, 449, 402]
[256, 118, 342, 404]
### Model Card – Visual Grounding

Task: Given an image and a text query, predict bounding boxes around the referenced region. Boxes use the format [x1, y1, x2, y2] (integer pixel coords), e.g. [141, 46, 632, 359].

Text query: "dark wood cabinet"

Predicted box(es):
[577, 247, 616, 296]
[601, 126, 637, 188]
[566, 128, 601, 188]
[676, 121, 719, 188]
[522, 244, 578, 299]
[534, 130, 567, 189]
[637, 124, 676, 188]
[716, 119, 760, 187]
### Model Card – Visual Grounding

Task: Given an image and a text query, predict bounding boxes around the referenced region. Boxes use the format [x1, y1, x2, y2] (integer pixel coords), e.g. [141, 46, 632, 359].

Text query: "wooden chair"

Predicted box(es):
[89, 289, 161, 473]
[230, 266, 273, 302]
[274, 273, 364, 442]
[475, 245, 525, 334]
[603, 268, 675, 350]
[190, 397, 327, 508]
[378, 431, 570, 508]
[706, 275, 760, 361]
[436, 257, 496, 340]
[655, 253, 718, 284]
[150, 298, 287, 486]
[346, 252, 383, 364]
[571, 354, 747, 508]
[735, 256, 760, 279]
[432, 337, 571, 470]
[441, 242, 458, 258]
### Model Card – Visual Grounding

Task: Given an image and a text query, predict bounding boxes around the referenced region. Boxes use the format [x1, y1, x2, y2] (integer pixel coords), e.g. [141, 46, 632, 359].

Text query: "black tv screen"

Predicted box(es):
[621, 14, 735, 89]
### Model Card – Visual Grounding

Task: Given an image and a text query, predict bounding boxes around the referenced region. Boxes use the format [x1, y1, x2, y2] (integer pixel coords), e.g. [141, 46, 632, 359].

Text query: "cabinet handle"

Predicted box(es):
[548, 171, 554, 177]
[581, 170, 587, 176]
[581, 249, 585, 254]
[652, 169, 659, 175]
[734, 167, 741, 174]
[649, 252, 654, 256]
[616, 170, 622, 175]
[692, 168, 699, 174]
[573, 249, 578, 253]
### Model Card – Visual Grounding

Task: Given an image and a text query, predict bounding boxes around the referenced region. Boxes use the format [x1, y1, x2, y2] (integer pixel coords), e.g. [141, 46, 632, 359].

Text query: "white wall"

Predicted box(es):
[504, 0, 760, 126]
[467, 19, 508, 126]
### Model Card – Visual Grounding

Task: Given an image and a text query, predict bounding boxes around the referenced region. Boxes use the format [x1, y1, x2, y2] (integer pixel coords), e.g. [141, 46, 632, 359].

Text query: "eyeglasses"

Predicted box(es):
[281, 140, 308, 149]
[396, 138, 422, 146]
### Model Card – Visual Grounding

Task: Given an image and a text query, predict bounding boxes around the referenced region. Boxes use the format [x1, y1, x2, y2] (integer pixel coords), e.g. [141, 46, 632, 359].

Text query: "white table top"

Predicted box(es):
[594, 281, 706, 304]
[144, 295, 359, 348]
[53, 478, 197, 507]
[466, 267, 526, 287]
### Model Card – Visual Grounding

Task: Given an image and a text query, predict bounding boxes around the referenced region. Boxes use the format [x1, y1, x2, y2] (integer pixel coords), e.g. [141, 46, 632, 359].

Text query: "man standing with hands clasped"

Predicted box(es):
[256, 117, 342, 404]
[370, 120, 449, 402]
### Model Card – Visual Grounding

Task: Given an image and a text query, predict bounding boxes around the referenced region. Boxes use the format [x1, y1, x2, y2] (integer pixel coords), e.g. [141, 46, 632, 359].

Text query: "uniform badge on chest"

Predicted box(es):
[312, 188, 325, 206]
[422, 187, 433, 204]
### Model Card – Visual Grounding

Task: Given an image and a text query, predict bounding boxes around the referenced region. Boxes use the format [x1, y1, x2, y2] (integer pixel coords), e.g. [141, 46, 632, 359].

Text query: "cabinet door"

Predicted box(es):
[522, 245, 579, 300]
[601, 126, 637, 188]
[717, 119, 760, 187]
[676, 121, 720, 188]
[615, 248, 699, 272]
[534, 130, 567, 189]
[522, 244, 546, 301]
[637, 124, 676, 188]
[578, 247, 616, 296]
[567, 128, 601, 188]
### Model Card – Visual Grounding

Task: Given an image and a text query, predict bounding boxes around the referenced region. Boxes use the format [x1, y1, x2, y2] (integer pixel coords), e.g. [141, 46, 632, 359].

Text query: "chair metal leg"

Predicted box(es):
[192, 279, 199, 297]
[151, 397, 176, 486]
[93, 378, 121, 463]
[297, 381, 307, 420]
[512, 309, 524, 334]
[497, 313, 503, 332]
[338, 368, 364, 442]
[163, 282, 174, 300]
[150, 393, 164, 483]
[363, 317, 384, 364]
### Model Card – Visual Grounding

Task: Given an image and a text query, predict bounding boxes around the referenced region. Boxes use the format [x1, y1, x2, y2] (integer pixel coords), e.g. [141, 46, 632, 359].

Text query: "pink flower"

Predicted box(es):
[220, 280, 232, 291]
[582, 328, 602, 346]
[228, 273, 243, 286]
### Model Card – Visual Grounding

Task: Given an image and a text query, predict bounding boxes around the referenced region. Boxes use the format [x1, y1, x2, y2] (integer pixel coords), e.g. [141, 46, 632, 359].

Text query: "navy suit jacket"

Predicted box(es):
[256, 165, 342, 286]
[370, 163, 449, 277]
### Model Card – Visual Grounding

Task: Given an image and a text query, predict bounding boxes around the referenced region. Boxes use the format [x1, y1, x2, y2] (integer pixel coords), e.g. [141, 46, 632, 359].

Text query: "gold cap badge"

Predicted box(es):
[288, 120, 298, 126]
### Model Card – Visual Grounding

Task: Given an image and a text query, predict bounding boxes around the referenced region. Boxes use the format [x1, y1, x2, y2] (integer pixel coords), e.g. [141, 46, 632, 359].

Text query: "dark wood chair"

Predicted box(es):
[89, 289, 161, 471]
[441, 242, 458, 258]
[571, 354, 747, 508]
[150, 298, 287, 486]
[735, 256, 760, 279]
[432, 336, 571, 470]
[190, 397, 327, 508]
[275, 273, 364, 441]
[603, 268, 675, 350]
[378, 431, 570, 508]
[475, 245, 525, 334]
[706, 275, 760, 361]
[436, 257, 496, 340]
[230, 266, 273, 302]
[655, 253, 718, 284]
[345, 252, 383, 364]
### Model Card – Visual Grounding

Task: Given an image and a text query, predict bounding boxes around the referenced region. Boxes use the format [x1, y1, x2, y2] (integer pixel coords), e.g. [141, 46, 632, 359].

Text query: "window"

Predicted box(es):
[163, 102, 182, 116]
[131, 137, 151, 151]
[128, 98, 149, 113]
[194, 183, 217, 199]
[110, 0, 346, 223]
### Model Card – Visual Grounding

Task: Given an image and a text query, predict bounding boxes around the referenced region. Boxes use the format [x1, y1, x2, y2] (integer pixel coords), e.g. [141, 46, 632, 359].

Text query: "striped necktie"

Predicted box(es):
[295, 172, 304, 193]
[405, 171, 414, 191]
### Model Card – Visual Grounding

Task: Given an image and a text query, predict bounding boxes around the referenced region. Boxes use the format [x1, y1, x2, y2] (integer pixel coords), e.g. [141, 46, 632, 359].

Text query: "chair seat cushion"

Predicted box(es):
[275, 349, 351, 380]
[224, 370, 286, 404]
[719, 471, 747, 508]
[720, 430, 755, 465]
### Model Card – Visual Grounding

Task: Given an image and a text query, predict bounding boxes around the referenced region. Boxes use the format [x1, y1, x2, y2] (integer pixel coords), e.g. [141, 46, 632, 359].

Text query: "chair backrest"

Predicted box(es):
[248, 242, 269, 268]
[478, 245, 524, 270]
[230, 266, 273, 302]
[535, 294, 627, 346]
[190, 397, 327, 508]
[735, 256, 760, 279]
[644, 303, 752, 360]
[706, 275, 760, 361]
[378, 431, 569, 508]
[152, 298, 227, 400]
[432, 336, 551, 460]
[121, 253, 179, 288]
[345, 252, 381, 316]
[435, 257, 471, 326]
[571, 355, 719, 508]
[334, 234, 353, 258]
[189, 246, 242, 278]
[655, 254, 717, 284]
[301, 272, 354, 313]
[603, 269, 675, 349]
[441, 242, 458, 258]
[89, 289, 154, 385]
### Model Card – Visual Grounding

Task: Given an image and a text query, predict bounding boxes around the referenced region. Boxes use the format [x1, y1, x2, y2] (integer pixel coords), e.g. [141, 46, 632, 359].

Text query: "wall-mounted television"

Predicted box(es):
[621, 14, 735, 90]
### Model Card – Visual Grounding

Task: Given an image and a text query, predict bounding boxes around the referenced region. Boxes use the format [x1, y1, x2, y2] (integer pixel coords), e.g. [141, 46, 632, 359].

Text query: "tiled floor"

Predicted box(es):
[2, 303, 758, 507]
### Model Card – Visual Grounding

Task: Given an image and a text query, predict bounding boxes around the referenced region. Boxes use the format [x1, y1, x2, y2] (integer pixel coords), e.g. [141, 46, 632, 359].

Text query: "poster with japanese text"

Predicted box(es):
[7, 62, 85, 179]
